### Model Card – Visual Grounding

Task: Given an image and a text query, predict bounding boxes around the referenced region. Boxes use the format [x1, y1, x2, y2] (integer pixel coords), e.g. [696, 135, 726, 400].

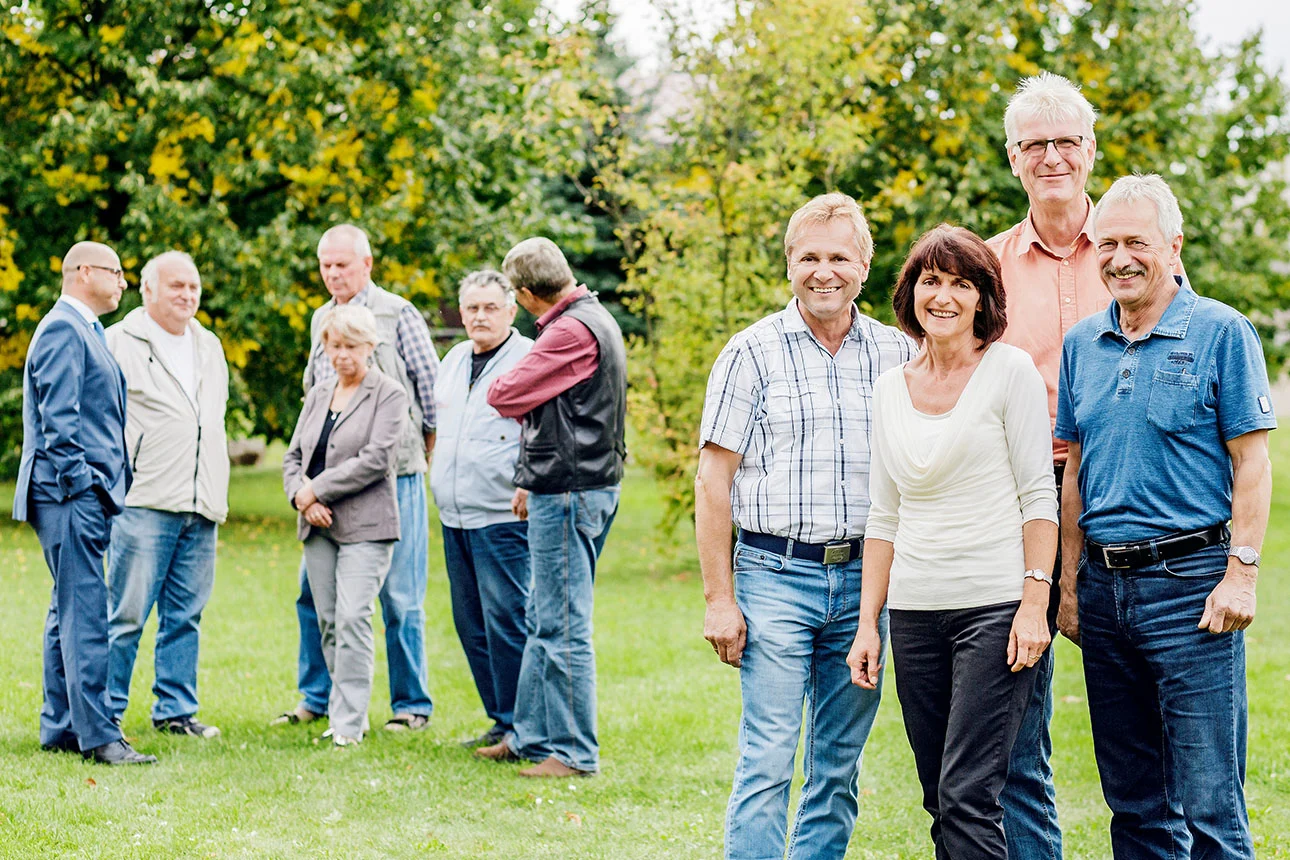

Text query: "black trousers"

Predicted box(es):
[891, 601, 1038, 860]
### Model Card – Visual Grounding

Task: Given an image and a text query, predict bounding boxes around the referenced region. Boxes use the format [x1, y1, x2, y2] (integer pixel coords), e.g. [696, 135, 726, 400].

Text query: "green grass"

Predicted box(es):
[1, 442, 1289, 859]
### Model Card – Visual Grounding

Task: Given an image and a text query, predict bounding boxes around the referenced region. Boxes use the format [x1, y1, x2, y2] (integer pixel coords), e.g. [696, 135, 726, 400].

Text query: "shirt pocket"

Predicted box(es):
[1146, 369, 1199, 432]
[764, 379, 833, 442]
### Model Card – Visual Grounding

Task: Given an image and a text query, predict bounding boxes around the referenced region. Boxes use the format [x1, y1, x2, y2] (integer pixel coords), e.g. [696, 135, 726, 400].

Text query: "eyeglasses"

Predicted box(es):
[461, 303, 509, 315]
[79, 264, 125, 278]
[1014, 135, 1086, 157]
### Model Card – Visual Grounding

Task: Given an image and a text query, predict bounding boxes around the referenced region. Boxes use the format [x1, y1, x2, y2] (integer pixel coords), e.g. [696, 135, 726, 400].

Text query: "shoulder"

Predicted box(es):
[32, 311, 85, 354]
[854, 313, 919, 358]
[1191, 294, 1251, 329]
[985, 221, 1023, 251]
[442, 341, 472, 365]
[716, 312, 788, 362]
[374, 369, 409, 400]
[1062, 315, 1104, 353]
[989, 341, 1038, 372]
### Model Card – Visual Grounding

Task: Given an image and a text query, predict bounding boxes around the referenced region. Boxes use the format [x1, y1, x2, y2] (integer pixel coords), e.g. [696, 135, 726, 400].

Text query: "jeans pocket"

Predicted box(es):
[574, 487, 619, 540]
[733, 545, 786, 573]
[1146, 369, 1199, 431]
[1161, 546, 1228, 578]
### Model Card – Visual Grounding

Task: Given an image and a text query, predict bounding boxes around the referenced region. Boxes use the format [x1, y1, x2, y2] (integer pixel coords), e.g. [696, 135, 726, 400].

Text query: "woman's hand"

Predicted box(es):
[847, 622, 884, 689]
[293, 479, 318, 512]
[303, 502, 333, 528]
[1008, 600, 1052, 673]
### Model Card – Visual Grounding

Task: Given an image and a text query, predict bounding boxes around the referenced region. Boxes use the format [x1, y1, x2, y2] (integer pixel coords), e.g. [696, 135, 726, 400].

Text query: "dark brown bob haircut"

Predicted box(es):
[892, 224, 1007, 348]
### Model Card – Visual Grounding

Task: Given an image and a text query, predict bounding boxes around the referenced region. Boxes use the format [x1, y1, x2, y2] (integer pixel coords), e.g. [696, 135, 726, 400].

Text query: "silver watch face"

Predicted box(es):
[1231, 546, 1260, 566]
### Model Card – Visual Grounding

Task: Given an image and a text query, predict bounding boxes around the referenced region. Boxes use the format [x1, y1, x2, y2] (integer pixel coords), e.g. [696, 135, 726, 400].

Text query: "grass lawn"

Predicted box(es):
[1, 439, 1289, 859]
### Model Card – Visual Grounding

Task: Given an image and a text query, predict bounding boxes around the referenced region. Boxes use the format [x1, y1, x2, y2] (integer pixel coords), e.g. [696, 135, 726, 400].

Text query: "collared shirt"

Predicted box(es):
[988, 198, 1108, 464]
[487, 285, 600, 419]
[1055, 278, 1276, 543]
[57, 294, 100, 324]
[700, 299, 918, 544]
[306, 283, 439, 431]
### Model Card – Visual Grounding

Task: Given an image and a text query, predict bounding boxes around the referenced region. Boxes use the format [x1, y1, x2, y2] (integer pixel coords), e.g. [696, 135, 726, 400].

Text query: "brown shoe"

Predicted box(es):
[518, 756, 592, 778]
[474, 741, 522, 762]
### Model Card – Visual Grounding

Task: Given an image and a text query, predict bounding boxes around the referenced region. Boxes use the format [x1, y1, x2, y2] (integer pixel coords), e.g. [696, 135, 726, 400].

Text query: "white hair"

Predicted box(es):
[317, 224, 372, 258]
[457, 269, 515, 306]
[317, 303, 381, 347]
[139, 250, 199, 297]
[1004, 72, 1097, 146]
[1093, 173, 1184, 241]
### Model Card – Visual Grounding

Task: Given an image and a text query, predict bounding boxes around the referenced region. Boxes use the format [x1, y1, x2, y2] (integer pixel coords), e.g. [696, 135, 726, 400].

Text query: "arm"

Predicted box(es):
[282, 389, 316, 505]
[310, 385, 408, 503]
[395, 303, 440, 436]
[848, 538, 893, 689]
[1199, 430, 1271, 633]
[487, 319, 598, 418]
[29, 319, 97, 499]
[696, 443, 746, 667]
[1009, 519, 1058, 671]
[1057, 441, 1085, 645]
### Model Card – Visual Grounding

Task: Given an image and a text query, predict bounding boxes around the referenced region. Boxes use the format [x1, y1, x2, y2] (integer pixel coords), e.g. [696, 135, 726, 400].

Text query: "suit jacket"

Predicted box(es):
[13, 299, 130, 522]
[282, 368, 406, 543]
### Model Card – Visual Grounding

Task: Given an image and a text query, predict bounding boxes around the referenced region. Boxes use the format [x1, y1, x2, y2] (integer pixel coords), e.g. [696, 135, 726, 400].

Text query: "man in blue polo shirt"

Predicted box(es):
[1055, 173, 1274, 860]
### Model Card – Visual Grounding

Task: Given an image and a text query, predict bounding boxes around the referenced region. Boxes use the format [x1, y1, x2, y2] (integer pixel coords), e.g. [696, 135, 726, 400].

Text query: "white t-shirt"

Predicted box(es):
[866, 342, 1058, 610]
[143, 312, 198, 406]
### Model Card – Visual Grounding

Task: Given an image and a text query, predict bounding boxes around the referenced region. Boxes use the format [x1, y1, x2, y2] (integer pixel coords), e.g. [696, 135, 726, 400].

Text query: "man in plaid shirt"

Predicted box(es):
[272, 223, 440, 733]
[696, 193, 916, 860]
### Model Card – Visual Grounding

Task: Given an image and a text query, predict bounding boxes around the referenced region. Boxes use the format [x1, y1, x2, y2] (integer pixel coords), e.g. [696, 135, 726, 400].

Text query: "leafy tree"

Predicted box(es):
[0, 0, 614, 475]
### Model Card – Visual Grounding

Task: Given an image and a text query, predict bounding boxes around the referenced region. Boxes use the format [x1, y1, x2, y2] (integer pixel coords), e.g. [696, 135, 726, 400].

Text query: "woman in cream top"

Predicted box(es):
[847, 225, 1058, 860]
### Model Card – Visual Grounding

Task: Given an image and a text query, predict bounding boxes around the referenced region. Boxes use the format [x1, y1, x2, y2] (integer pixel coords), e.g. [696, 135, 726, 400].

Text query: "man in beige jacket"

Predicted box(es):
[104, 251, 229, 739]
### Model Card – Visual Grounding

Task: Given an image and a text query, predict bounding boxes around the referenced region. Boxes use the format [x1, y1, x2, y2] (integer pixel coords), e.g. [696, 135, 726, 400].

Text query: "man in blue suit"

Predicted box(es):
[14, 241, 157, 765]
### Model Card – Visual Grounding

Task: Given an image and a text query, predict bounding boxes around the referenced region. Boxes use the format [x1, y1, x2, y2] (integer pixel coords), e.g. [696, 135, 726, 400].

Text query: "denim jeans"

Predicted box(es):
[724, 541, 883, 860]
[1078, 544, 1253, 860]
[506, 487, 618, 772]
[441, 521, 530, 730]
[106, 507, 218, 722]
[296, 474, 433, 717]
[891, 602, 1037, 860]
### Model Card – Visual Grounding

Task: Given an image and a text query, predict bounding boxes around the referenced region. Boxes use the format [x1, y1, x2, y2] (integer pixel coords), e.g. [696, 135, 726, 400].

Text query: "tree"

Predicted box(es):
[0, 0, 615, 475]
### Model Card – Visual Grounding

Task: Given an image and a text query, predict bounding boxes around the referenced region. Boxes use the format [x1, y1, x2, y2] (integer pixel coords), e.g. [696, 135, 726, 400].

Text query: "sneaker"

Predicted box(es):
[333, 734, 361, 748]
[383, 713, 429, 732]
[154, 715, 221, 739]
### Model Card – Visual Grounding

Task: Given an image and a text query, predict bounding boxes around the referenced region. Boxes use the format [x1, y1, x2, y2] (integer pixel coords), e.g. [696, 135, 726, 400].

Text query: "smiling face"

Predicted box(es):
[914, 267, 981, 346]
[460, 282, 517, 354]
[145, 256, 201, 335]
[1009, 117, 1096, 209]
[1095, 199, 1183, 315]
[787, 219, 869, 332]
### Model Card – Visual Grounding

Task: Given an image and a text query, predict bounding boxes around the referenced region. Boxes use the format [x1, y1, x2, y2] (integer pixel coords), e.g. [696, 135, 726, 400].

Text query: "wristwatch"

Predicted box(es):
[1229, 545, 1261, 567]
[1024, 568, 1053, 585]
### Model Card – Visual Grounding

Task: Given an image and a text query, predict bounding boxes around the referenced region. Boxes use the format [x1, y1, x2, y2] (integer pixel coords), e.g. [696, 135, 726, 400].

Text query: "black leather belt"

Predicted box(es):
[1086, 525, 1227, 570]
[738, 530, 862, 565]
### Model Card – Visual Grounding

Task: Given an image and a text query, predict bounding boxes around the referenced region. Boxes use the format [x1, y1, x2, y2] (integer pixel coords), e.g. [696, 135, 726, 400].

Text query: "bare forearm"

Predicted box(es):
[695, 476, 736, 605]
[1229, 446, 1271, 554]
[858, 538, 893, 627]
[1022, 518, 1059, 581]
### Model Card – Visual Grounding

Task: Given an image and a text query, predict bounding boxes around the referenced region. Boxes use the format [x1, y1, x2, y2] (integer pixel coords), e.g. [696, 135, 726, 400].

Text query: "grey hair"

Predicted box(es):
[502, 237, 576, 300]
[784, 192, 874, 265]
[1093, 173, 1184, 241]
[139, 251, 199, 297]
[457, 269, 515, 306]
[317, 224, 373, 258]
[1004, 72, 1097, 147]
[317, 303, 381, 348]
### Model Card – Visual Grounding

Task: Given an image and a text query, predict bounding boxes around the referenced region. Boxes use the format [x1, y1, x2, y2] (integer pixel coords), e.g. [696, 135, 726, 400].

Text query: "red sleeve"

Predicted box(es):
[487, 318, 600, 418]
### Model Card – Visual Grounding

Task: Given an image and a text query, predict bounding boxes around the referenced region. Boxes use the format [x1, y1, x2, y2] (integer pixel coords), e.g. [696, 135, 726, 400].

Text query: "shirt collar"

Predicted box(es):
[1016, 195, 1095, 258]
[536, 285, 590, 331]
[782, 298, 863, 342]
[1093, 275, 1196, 341]
[57, 294, 100, 324]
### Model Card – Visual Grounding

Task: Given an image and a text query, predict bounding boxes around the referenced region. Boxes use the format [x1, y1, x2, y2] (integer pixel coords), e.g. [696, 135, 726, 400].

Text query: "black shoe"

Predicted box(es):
[84, 739, 157, 765]
[460, 725, 508, 748]
[154, 715, 221, 738]
[41, 736, 81, 754]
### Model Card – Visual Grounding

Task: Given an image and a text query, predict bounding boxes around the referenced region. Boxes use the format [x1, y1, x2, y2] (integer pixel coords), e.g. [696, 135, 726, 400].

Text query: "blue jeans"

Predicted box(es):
[106, 508, 218, 722]
[1078, 544, 1253, 860]
[296, 474, 433, 717]
[1001, 647, 1060, 860]
[442, 521, 530, 730]
[725, 542, 884, 860]
[506, 487, 618, 772]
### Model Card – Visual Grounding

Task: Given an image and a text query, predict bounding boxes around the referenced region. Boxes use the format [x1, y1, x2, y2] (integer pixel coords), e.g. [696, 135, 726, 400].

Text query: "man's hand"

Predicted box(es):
[303, 502, 333, 528]
[846, 623, 883, 689]
[510, 488, 529, 520]
[293, 479, 318, 511]
[1056, 585, 1080, 647]
[704, 598, 747, 667]
[1199, 565, 1258, 633]
[424, 430, 436, 462]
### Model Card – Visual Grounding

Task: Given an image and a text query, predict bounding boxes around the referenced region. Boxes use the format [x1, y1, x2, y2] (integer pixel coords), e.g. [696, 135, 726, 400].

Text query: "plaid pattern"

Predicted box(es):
[307, 285, 440, 430]
[700, 300, 917, 544]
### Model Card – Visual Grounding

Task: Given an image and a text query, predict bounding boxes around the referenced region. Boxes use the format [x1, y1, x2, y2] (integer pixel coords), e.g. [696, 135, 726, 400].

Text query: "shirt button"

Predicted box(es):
[1121, 369, 1131, 378]
[1062, 260, 1070, 266]
[1064, 297, 1072, 303]
[1127, 347, 1135, 355]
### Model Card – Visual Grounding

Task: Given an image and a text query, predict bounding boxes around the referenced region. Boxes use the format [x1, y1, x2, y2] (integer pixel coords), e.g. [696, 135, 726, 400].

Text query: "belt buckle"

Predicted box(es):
[823, 542, 851, 565]
[1101, 545, 1129, 569]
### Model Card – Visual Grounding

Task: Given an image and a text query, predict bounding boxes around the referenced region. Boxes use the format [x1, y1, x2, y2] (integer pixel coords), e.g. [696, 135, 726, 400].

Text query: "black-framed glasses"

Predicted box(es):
[79, 263, 124, 278]
[1015, 135, 1086, 156]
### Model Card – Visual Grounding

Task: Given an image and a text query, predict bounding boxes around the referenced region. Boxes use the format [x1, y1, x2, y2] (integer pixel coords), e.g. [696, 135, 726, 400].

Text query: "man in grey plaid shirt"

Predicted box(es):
[696, 193, 917, 860]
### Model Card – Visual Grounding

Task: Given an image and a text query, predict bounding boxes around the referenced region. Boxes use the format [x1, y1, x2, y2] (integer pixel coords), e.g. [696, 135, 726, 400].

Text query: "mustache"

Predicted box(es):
[1103, 266, 1147, 279]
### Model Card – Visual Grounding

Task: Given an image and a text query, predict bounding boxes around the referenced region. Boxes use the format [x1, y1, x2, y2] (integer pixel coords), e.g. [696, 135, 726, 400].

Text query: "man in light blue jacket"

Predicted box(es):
[430, 269, 534, 747]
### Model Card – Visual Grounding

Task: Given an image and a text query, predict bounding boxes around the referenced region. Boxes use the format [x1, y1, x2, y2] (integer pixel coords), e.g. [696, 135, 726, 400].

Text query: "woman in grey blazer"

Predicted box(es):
[283, 304, 408, 747]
